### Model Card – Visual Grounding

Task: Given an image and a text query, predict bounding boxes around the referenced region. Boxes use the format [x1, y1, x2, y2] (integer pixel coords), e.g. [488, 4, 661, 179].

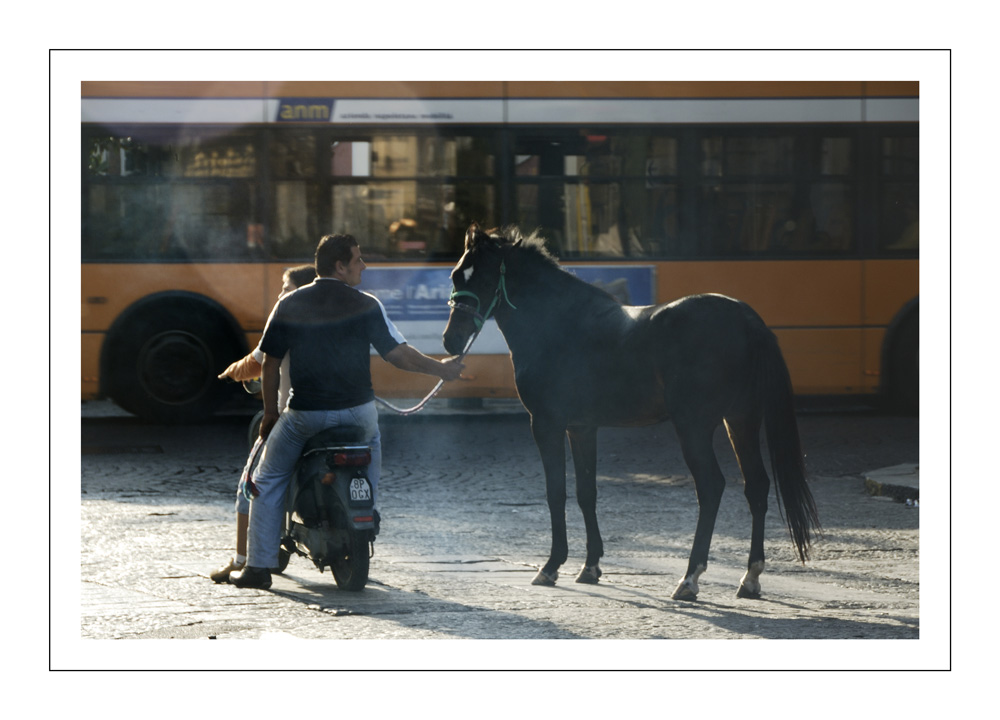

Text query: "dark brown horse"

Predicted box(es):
[443, 225, 820, 600]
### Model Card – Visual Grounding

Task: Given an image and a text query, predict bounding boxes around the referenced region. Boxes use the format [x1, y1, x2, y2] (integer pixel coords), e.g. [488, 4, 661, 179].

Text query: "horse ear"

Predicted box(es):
[464, 223, 481, 250]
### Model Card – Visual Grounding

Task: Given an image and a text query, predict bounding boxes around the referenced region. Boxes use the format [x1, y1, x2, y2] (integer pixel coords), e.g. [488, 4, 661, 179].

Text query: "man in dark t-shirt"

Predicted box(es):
[230, 234, 465, 589]
[260, 266, 404, 411]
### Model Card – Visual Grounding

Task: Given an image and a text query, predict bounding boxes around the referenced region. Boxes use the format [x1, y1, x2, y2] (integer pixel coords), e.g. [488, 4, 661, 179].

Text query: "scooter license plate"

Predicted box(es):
[349, 477, 372, 503]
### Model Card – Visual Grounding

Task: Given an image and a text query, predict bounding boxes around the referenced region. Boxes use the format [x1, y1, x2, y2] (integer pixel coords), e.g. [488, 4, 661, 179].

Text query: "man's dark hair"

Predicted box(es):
[315, 234, 358, 276]
[285, 264, 317, 288]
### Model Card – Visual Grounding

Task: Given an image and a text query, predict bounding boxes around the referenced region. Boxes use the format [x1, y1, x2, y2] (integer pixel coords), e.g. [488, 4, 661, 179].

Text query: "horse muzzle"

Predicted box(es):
[442, 307, 477, 356]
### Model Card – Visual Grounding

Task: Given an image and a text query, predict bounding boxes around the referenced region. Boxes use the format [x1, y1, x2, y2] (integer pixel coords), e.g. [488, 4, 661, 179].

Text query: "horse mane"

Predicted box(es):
[490, 226, 559, 266]
[489, 225, 621, 306]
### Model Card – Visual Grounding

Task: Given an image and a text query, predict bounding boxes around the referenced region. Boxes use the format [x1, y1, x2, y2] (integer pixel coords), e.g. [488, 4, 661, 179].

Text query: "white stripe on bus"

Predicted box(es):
[82, 97, 917, 125]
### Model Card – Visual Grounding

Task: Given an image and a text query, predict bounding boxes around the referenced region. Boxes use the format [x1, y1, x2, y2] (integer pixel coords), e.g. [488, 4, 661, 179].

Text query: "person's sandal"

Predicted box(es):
[210, 557, 244, 583]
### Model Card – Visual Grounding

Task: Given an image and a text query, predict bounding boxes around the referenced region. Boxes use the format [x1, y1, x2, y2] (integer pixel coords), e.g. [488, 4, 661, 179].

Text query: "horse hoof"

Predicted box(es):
[531, 569, 558, 586]
[575, 565, 602, 584]
[671, 578, 699, 601]
[737, 563, 763, 599]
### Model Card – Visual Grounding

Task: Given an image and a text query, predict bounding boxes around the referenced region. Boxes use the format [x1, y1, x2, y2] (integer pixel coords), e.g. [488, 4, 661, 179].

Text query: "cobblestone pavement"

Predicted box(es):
[70, 400, 934, 668]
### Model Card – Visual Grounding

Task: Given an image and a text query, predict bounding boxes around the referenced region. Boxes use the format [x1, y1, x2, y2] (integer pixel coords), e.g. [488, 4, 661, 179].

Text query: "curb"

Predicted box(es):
[863, 463, 919, 503]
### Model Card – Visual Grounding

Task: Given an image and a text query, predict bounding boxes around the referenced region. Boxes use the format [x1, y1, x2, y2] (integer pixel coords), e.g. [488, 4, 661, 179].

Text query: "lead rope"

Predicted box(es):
[373, 330, 479, 416]
[374, 259, 515, 416]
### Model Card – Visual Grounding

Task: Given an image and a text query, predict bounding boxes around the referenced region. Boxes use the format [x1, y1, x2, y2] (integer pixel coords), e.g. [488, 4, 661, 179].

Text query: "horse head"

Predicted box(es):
[442, 224, 517, 355]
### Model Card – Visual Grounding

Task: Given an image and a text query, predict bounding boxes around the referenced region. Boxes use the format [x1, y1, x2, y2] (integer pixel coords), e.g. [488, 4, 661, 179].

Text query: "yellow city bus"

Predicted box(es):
[81, 81, 918, 422]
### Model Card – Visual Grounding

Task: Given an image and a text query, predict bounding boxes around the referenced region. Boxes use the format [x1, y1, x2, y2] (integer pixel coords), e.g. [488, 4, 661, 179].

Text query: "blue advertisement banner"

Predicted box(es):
[360, 265, 656, 323]
[360, 267, 454, 322]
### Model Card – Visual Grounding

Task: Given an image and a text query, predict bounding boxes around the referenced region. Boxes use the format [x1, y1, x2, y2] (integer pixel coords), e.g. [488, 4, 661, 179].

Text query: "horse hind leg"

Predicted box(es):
[568, 427, 603, 584]
[726, 416, 770, 599]
[672, 421, 727, 601]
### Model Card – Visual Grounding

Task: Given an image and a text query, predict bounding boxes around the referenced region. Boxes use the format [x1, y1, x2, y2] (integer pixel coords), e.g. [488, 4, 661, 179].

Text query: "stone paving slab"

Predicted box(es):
[81, 583, 195, 617]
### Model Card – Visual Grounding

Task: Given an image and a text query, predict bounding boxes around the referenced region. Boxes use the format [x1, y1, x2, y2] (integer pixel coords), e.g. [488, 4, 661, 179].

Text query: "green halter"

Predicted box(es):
[448, 259, 517, 331]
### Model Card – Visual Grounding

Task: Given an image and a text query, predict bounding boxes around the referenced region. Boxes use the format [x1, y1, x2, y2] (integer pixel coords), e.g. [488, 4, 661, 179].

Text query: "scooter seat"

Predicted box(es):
[302, 426, 367, 454]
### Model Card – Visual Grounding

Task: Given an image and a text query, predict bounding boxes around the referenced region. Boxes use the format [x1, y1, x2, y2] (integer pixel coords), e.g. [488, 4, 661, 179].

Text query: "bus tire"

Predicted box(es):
[886, 306, 919, 415]
[105, 296, 245, 423]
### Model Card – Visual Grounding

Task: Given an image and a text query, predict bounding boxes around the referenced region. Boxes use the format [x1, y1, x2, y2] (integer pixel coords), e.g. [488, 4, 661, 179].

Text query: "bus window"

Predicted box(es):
[268, 130, 321, 259]
[879, 135, 919, 252]
[806, 136, 855, 253]
[698, 182, 797, 255]
[85, 129, 258, 179]
[271, 181, 322, 259]
[331, 180, 495, 260]
[271, 131, 317, 177]
[700, 135, 792, 256]
[805, 183, 854, 253]
[697, 132, 857, 256]
[83, 129, 259, 261]
[365, 134, 495, 178]
[702, 135, 795, 176]
[513, 131, 680, 258]
[327, 133, 496, 260]
[820, 137, 853, 175]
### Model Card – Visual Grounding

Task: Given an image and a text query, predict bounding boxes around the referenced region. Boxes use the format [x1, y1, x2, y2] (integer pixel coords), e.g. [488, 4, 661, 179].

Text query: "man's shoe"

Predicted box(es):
[228, 566, 272, 589]
[210, 557, 244, 583]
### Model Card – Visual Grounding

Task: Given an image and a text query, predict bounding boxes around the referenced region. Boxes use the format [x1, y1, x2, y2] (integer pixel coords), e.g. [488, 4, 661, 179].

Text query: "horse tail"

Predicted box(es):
[757, 328, 821, 563]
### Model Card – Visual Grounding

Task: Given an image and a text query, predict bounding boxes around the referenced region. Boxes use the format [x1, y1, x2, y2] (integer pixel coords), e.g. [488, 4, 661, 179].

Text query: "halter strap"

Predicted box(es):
[448, 259, 517, 331]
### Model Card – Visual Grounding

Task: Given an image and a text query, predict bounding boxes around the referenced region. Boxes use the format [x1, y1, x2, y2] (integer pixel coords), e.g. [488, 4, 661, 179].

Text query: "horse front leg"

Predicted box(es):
[568, 426, 603, 584]
[530, 416, 568, 586]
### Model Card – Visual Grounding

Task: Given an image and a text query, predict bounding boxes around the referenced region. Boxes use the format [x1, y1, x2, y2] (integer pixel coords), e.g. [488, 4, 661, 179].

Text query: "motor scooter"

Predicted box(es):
[248, 408, 376, 591]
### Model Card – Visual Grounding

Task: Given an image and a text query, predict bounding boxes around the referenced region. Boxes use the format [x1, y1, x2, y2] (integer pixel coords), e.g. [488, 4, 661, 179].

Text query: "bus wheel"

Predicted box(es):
[109, 302, 241, 423]
[887, 308, 919, 415]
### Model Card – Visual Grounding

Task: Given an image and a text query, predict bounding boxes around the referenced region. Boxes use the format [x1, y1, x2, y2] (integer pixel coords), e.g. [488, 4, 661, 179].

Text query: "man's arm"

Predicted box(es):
[258, 353, 283, 439]
[384, 344, 465, 381]
[218, 353, 262, 382]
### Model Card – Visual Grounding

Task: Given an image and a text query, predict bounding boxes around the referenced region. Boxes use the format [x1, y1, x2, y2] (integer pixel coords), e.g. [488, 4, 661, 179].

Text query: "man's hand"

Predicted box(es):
[259, 410, 280, 440]
[437, 355, 466, 382]
[385, 344, 467, 381]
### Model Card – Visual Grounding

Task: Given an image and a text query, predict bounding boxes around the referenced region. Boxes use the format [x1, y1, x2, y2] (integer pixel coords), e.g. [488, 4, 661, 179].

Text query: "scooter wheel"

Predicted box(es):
[275, 547, 291, 574]
[330, 532, 370, 591]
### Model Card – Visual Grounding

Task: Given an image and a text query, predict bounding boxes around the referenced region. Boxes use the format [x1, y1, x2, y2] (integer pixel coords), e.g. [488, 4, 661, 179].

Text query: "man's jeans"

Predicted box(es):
[245, 402, 381, 569]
